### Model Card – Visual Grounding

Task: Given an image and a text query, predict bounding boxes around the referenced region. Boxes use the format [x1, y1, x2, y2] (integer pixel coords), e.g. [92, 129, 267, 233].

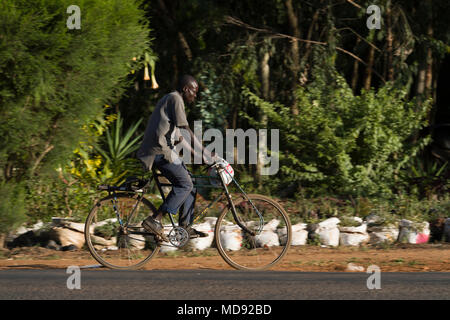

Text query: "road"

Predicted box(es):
[0, 269, 449, 300]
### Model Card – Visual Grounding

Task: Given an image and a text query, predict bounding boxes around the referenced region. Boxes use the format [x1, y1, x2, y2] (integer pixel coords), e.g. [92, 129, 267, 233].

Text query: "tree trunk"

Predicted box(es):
[425, 23, 433, 98]
[299, 9, 320, 85]
[364, 45, 375, 90]
[416, 0, 433, 101]
[351, 38, 361, 92]
[257, 50, 270, 186]
[157, 0, 193, 61]
[416, 66, 426, 96]
[385, 0, 394, 81]
[285, 0, 300, 115]
[172, 52, 178, 88]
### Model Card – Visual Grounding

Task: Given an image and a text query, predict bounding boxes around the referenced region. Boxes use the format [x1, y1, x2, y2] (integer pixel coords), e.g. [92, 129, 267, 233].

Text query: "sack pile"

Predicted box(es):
[278, 223, 308, 246]
[254, 219, 280, 248]
[309, 217, 340, 247]
[398, 219, 430, 244]
[339, 217, 370, 246]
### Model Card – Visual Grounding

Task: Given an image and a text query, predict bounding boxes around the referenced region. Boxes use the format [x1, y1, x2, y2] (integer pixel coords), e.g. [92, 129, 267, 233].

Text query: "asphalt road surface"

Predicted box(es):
[0, 269, 449, 300]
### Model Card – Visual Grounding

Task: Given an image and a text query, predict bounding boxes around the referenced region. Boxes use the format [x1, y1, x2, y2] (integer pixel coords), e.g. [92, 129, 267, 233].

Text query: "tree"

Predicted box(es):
[0, 0, 151, 181]
[0, 0, 152, 230]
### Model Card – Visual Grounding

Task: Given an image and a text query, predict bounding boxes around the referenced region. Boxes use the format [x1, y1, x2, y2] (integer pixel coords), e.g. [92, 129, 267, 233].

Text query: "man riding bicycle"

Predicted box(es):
[137, 75, 216, 239]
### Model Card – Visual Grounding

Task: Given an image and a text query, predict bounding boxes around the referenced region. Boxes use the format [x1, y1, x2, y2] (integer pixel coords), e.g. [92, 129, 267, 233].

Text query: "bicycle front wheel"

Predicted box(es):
[215, 194, 291, 270]
[85, 194, 160, 270]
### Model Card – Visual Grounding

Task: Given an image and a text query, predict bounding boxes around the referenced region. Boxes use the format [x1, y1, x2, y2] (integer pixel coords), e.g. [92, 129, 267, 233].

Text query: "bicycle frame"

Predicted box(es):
[152, 164, 263, 236]
[104, 163, 264, 237]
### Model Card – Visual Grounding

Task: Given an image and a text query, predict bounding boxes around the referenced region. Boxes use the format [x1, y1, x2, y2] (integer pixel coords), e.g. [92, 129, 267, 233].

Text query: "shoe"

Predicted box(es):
[142, 216, 166, 240]
[185, 226, 209, 238]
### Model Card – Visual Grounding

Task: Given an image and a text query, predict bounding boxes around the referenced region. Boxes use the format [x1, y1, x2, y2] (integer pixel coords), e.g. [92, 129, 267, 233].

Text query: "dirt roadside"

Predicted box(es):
[1, 243, 449, 272]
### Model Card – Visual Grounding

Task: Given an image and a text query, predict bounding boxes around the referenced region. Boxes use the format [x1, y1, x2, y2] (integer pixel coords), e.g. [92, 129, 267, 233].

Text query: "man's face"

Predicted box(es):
[183, 81, 198, 104]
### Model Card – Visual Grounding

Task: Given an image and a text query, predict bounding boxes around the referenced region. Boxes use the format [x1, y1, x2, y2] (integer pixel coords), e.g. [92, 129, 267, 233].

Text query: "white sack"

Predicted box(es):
[313, 218, 340, 247]
[187, 222, 215, 251]
[255, 231, 280, 248]
[339, 232, 369, 246]
[368, 225, 399, 244]
[278, 223, 308, 246]
[398, 219, 430, 244]
[219, 225, 243, 251]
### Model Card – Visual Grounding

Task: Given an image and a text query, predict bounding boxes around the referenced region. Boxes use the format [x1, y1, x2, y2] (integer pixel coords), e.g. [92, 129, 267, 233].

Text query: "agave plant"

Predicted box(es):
[95, 112, 144, 184]
[401, 156, 449, 198]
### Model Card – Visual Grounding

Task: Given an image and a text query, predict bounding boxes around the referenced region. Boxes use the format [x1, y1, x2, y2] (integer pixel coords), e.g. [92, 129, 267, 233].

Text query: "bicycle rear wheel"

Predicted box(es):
[215, 194, 291, 270]
[85, 194, 160, 270]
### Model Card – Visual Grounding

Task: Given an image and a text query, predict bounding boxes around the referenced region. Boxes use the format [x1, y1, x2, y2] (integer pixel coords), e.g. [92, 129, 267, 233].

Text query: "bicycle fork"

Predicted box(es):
[221, 185, 258, 237]
[109, 191, 143, 229]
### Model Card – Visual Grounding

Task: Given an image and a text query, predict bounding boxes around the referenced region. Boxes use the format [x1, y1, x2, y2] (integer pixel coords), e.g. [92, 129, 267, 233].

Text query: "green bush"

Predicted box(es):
[0, 0, 152, 224]
[242, 66, 432, 198]
[0, 182, 27, 234]
[25, 175, 98, 223]
[0, 0, 150, 179]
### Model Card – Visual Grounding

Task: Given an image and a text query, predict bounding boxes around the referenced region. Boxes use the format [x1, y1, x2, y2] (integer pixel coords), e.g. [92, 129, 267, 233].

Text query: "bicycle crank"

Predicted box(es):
[168, 227, 190, 248]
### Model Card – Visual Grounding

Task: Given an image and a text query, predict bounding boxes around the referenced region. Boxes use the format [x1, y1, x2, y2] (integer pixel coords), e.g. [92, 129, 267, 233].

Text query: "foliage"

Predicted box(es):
[93, 112, 144, 184]
[282, 194, 449, 229]
[0, 0, 152, 227]
[94, 221, 117, 240]
[25, 175, 97, 223]
[1, 0, 449, 232]
[242, 65, 432, 198]
[23, 110, 145, 224]
[399, 156, 449, 198]
[0, 0, 150, 180]
[0, 182, 27, 234]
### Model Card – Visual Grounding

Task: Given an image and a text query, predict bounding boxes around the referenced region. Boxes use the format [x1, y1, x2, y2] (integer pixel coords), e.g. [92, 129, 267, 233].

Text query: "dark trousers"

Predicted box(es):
[153, 155, 196, 227]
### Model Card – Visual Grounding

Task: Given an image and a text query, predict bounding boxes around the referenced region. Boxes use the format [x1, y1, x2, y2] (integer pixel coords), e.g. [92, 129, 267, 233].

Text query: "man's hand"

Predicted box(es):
[174, 136, 183, 145]
[203, 151, 219, 165]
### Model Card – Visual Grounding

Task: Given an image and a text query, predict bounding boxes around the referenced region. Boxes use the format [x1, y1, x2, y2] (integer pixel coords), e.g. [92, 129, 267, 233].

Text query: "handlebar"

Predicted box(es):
[202, 160, 224, 172]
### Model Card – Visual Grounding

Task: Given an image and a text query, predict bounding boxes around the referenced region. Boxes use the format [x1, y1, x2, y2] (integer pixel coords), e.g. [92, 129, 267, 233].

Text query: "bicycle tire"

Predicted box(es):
[84, 193, 160, 270]
[214, 194, 292, 270]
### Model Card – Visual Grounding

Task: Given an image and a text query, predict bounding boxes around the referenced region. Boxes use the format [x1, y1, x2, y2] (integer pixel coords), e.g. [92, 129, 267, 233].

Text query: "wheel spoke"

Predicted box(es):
[85, 194, 160, 269]
[215, 194, 291, 270]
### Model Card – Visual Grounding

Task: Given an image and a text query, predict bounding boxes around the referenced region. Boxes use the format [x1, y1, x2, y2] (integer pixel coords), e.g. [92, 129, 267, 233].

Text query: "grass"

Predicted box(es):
[407, 260, 425, 266]
[42, 254, 61, 260]
[346, 257, 364, 264]
[390, 258, 405, 265]
[304, 260, 335, 267]
[160, 248, 219, 258]
[379, 258, 428, 267]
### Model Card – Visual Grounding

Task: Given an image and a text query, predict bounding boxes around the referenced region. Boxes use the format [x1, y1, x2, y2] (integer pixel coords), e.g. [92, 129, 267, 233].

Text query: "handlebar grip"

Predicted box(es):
[218, 162, 227, 169]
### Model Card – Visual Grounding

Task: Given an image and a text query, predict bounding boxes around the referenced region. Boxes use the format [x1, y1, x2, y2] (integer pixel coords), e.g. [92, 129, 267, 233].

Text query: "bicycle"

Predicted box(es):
[84, 161, 292, 271]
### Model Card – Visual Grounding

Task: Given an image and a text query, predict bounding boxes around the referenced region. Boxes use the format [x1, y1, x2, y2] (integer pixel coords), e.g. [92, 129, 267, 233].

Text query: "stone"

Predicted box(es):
[346, 263, 365, 272]
[49, 227, 85, 249]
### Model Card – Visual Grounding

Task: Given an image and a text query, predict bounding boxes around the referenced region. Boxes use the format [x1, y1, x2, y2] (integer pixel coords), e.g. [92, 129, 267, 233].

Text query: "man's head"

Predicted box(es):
[177, 75, 198, 104]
